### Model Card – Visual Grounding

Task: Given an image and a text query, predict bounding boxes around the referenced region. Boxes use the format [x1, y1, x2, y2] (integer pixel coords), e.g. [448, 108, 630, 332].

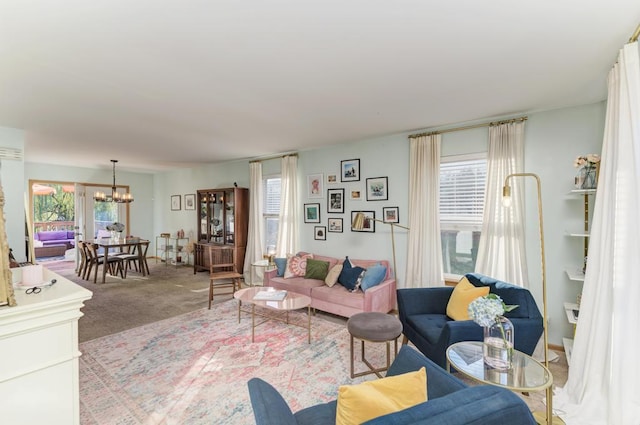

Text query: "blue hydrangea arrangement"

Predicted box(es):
[468, 293, 518, 327]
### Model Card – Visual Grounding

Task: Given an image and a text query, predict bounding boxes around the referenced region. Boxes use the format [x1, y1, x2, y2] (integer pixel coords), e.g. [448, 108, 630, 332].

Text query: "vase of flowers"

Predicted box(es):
[574, 154, 600, 189]
[468, 294, 518, 371]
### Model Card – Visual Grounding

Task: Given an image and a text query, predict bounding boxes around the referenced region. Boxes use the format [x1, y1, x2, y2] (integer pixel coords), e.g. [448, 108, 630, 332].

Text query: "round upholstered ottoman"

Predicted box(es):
[347, 312, 403, 378]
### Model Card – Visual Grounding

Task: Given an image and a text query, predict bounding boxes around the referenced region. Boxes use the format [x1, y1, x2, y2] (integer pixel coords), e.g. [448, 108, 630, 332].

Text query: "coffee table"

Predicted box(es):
[446, 341, 556, 425]
[234, 287, 312, 343]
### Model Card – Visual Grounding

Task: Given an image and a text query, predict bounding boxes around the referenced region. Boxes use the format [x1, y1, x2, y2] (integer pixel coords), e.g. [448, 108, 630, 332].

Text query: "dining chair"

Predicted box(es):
[77, 241, 87, 278]
[208, 245, 243, 309]
[117, 240, 150, 277]
[86, 242, 124, 283]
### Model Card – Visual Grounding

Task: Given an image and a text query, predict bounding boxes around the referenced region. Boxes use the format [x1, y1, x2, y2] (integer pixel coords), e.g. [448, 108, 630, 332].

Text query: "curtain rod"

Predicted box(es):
[630, 22, 640, 43]
[249, 153, 298, 164]
[408, 116, 528, 139]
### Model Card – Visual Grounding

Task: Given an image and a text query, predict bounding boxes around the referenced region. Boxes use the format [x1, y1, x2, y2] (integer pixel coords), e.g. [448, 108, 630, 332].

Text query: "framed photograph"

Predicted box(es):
[307, 173, 323, 198]
[341, 159, 360, 182]
[171, 195, 181, 211]
[304, 203, 321, 223]
[327, 174, 338, 184]
[327, 188, 345, 213]
[383, 206, 399, 223]
[328, 218, 343, 233]
[351, 210, 375, 232]
[366, 176, 389, 201]
[314, 226, 327, 241]
[184, 194, 196, 210]
[349, 189, 362, 201]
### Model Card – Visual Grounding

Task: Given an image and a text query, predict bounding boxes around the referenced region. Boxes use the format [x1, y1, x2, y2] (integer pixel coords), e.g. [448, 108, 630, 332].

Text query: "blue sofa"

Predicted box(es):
[248, 345, 536, 424]
[397, 273, 544, 369]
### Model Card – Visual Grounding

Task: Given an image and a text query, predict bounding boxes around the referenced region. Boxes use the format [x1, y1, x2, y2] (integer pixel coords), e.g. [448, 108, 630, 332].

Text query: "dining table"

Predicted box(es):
[92, 238, 149, 283]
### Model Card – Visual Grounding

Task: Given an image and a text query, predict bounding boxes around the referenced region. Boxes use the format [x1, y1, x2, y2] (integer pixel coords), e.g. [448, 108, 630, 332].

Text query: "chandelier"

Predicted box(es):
[93, 160, 134, 203]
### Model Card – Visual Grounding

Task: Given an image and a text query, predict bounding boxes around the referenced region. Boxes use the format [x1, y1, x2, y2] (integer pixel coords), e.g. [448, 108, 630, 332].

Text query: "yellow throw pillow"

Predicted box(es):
[335, 367, 427, 425]
[325, 264, 343, 287]
[446, 276, 490, 320]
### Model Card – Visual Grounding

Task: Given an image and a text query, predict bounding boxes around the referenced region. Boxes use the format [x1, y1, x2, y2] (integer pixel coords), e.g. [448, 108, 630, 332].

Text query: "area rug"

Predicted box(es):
[79, 300, 386, 425]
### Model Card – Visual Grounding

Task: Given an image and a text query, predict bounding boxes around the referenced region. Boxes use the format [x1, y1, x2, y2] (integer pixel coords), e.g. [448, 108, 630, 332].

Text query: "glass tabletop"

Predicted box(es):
[234, 287, 311, 311]
[446, 341, 552, 392]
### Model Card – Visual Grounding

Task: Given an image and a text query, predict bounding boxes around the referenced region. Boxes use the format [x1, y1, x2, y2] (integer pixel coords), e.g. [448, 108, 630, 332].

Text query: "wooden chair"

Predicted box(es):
[85, 242, 124, 283]
[116, 240, 150, 277]
[208, 245, 243, 309]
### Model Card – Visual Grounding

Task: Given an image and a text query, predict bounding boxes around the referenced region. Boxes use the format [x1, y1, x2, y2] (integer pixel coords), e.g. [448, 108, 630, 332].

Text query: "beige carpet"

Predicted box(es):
[45, 259, 569, 417]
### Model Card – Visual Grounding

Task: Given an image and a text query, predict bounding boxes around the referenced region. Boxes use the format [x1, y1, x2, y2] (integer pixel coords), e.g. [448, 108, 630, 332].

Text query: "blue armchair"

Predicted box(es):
[397, 273, 544, 369]
[248, 345, 536, 425]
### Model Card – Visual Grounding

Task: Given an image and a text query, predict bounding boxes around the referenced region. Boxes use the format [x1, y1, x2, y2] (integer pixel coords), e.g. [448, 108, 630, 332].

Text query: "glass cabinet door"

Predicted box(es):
[225, 189, 235, 245]
[199, 193, 208, 242]
[211, 192, 224, 243]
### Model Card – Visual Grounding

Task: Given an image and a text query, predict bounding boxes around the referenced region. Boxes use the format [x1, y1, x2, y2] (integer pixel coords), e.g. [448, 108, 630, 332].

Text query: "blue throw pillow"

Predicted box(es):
[274, 257, 287, 277]
[338, 256, 365, 291]
[360, 263, 387, 291]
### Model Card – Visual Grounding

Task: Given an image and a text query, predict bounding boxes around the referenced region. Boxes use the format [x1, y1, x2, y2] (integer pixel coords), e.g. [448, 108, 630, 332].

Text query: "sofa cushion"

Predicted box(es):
[338, 257, 366, 291]
[37, 230, 68, 241]
[312, 284, 364, 310]
[360, 263, 388, 292]
[268, 276, 325, 298]
[324, 263, 343, 287]
[406, 314, 450, 345]
[67, 230, 75, 239]
[336, 367, 427, 425]
[465, 273, 533, 319]
[446, 276, 489, 320]
[284, 253, 313, 279]
[304, 258, 330, 280]
[274, 258, 287, 277]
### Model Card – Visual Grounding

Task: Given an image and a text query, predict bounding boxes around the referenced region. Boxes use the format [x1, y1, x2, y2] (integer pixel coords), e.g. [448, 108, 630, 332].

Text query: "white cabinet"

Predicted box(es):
[0, 267, 92, 425]
[563, 188, 596, 364]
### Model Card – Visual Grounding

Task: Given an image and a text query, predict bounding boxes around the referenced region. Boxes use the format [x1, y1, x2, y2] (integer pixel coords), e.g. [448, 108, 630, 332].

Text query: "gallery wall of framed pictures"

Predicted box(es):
[304, 158, 400, 240]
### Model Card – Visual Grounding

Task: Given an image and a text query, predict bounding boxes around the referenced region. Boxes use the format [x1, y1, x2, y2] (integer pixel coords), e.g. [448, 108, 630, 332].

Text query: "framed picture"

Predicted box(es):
[328, 218, 343, 233]
[327, 174, 338, 184]
[366, 176, 389, 201]
[314, 226, 327, 241]
[327, 188, 345, 213]
[184, 194, 196, 210]
[383, 207, 399, 223]
[349, 189, 362, 201]
[341, 159, 360, 182]
[307, 173, 323, 198]
[351, 210, 375, 232]
[171, 195, 181, 211]
[304, 203, 321, 223]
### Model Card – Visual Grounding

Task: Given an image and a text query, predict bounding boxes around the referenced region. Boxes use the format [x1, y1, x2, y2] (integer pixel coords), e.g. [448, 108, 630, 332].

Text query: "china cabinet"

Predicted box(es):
[194, 187, 249, 274]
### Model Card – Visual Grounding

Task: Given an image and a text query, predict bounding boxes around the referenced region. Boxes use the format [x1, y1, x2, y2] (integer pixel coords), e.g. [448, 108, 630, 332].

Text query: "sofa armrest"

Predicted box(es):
[248, 378, 298, 425]
[263, 269, 278, 286]
[363, 278, 397, 312]
[363, 385, 536, 425]
[397, 287, 453, 319]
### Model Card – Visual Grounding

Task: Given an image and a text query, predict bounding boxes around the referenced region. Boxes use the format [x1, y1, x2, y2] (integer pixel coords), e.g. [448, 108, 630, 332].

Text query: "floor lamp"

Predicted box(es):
[503, 173, 564, 425]
[351, 212, 409, 283]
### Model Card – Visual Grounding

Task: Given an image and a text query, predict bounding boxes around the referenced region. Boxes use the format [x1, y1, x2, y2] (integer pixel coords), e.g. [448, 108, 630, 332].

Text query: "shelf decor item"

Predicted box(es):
[573, 154, 600, 189]
[468, 294, 517, 371]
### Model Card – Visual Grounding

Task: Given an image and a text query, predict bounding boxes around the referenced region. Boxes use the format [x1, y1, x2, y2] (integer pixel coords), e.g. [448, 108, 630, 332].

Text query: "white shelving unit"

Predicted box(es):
[156, 236, 189, 267]
[564, 188, 596, 366]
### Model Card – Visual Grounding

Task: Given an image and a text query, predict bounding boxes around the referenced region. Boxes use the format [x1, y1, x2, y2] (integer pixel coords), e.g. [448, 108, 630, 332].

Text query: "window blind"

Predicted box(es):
[440, 158, 486, 230]
[263, 177, 281, 215]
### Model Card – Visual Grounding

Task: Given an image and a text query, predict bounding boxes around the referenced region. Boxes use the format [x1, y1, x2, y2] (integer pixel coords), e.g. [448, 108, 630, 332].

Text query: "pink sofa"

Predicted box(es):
[263, 253, 397, 318]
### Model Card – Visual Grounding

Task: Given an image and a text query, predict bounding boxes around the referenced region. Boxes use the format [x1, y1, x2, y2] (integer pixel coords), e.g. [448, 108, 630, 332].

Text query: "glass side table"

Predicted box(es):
[446, 341, 561, 425]
[249, 259, 275, 286]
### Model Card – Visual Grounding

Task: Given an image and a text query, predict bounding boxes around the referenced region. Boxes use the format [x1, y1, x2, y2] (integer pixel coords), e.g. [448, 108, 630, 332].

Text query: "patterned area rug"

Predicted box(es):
[80, 300, 385, 425]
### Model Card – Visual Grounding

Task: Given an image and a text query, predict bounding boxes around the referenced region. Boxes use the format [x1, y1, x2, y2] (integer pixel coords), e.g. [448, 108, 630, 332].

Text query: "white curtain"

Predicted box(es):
[475, 121, 529, 287]
[244, 162, 264, 285]
[555, 41, 640, 425]
[275, 155, 299, 257]
[405, 134, 443, 288]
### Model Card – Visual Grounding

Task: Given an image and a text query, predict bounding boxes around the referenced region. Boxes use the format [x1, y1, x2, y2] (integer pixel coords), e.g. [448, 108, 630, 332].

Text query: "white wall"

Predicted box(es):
[0, 127, 26, 260]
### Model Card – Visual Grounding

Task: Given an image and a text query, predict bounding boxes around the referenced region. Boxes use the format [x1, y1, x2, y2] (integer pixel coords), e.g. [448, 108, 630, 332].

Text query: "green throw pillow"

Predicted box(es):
[305, 258, 330, 280]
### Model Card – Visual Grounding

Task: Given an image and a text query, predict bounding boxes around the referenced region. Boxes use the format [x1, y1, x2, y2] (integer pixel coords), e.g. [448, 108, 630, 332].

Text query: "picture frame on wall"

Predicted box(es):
[328, 218, 343, 233]
[349, 189, 362, 201]
[341, 159, 360, 182]
[307, 174, 324, 198]
[304, 203, 321, 223]
[327, 174, 338, 184]
[351, 210, 375, 232]
[366, 176, 389, 201]
[171, 195, 181, 211]
[327, 188, 345, 213]
[383, 206, 399, 223]
[184, 194, 196, 210]
[314, 226, 327, 241]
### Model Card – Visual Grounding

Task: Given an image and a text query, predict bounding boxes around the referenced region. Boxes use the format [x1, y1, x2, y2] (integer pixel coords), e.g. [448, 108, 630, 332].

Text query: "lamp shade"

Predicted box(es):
[352, 212, 366, 230]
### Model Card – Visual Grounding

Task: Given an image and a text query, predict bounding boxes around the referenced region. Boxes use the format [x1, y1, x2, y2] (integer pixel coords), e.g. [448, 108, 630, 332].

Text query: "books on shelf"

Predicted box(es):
[253, 290, 287, 301]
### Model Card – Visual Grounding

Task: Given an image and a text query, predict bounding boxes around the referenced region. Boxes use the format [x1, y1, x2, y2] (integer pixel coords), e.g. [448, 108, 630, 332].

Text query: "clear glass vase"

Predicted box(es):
[575, 165, 597, 189]
[483, 316, 514, 371]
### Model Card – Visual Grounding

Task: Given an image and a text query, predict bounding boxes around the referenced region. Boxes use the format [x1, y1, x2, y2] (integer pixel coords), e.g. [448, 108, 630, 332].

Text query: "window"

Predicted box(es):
[263, 176, 281, 253]
[440, 154, 487, 277]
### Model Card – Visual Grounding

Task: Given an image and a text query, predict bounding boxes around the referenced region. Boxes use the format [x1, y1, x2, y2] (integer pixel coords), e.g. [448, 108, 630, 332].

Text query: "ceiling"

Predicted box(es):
[1, 1, 639, 173]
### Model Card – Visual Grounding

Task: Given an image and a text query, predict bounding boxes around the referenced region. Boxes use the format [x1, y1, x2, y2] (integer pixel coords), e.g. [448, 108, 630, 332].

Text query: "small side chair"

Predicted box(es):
[208, 245, 243, 309]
